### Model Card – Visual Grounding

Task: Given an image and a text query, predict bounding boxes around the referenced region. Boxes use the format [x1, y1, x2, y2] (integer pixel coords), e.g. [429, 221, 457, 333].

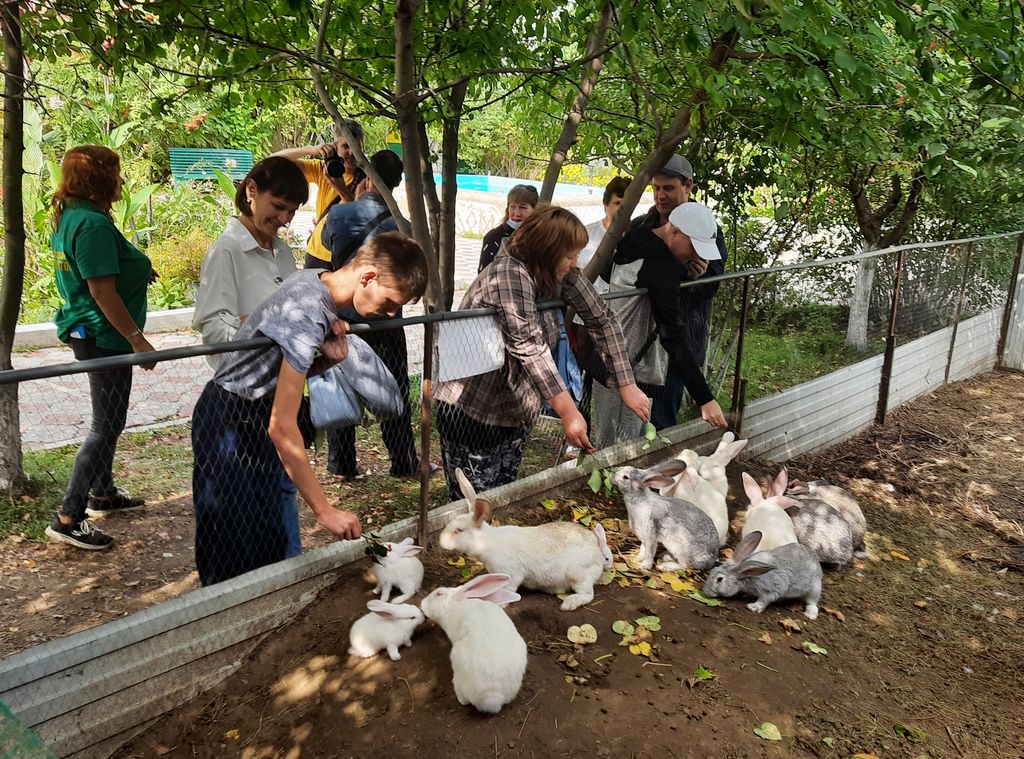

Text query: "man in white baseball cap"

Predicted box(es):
[589, 154, 729, 447]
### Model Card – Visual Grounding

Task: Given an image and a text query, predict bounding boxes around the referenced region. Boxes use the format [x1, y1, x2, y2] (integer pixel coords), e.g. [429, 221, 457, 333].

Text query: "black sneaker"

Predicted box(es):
[45, 519, 114, 550]
[85, 488, 145, 518]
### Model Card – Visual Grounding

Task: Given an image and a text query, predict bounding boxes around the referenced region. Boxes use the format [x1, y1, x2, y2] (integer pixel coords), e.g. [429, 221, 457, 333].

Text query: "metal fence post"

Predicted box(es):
[944, 242, 974, 384]
[729, 275, 751, 432]
[417, 321, 435, 548]
[996, 233, 1024, 368]
[876, 248, 908, 426]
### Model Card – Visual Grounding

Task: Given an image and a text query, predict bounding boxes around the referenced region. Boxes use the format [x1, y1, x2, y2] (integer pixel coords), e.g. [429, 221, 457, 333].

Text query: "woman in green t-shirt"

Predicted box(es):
[46, 145, 156, 551]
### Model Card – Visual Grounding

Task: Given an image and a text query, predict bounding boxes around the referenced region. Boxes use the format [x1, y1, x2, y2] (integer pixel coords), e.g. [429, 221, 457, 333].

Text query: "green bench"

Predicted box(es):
[168, 148, 254, 181]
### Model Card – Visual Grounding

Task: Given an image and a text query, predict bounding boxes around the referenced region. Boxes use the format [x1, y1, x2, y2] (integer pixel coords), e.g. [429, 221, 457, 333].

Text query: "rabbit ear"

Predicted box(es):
[732, 531, 762, 562]
[456, 467, 477, 508]
[768, 468, 789, 497]
[776, 496, 800, 517]
[786, 478, 808, 495]
[711, 431, 735, 456]
[722, 436, 748, 463]
[483, 587, 522, 605]
[472, 497, 490, 528]
[455, 573, 514, 601]
[742, 472, 764, 504]
[651, 459, 687, 477]
[367, 599, 399, 618]
[737, 560, 775, 578]
[393, 543, 424, 558]
[640, 472, 676, 490]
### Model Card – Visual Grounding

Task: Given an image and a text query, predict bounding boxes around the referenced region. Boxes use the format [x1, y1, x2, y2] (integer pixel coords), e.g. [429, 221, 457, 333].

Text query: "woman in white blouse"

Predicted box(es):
[193, 156, 310, 558]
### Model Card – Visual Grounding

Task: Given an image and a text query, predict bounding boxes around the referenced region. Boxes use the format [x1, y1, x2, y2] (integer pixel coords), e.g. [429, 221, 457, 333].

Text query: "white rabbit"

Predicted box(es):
[740, 471, 799, 552]
[611, 459, 719, 572]
[702, 530, 823, 619]
[348, 600, 424, 661]
[372, 537, 424, 603]
[661, 449, 729, 546]
[787, 477, 868, 556]
[420, 573, 527, 714]
[693, 432, 749, 497]
[767, 469, 853, 566]
[438, 468, 610, 611]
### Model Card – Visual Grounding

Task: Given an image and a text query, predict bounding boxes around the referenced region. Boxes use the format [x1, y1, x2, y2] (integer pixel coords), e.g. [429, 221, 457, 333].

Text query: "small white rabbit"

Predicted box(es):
[348, 600, 424, 661]
[438, 468, 610, 611]
[768, 469, 853, 566]
[788, 478, 868, 556]
[703, 530, 823, 619]
[740, 471, 799, 552]
[421, 573, 527, 714]
[372, 537, 424, 603]
[611, 459, 719, 572]
[662, 449, 729, 546]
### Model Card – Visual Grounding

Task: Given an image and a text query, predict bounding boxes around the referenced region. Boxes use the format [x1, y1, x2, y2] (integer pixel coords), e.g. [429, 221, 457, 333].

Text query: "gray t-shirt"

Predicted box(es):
[214, 269, 336, 400]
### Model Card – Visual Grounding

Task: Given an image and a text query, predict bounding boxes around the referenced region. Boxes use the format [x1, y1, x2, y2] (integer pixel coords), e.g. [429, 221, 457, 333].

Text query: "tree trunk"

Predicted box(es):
[395, 0, 442, 308]
[415, 117, 440, 250]
[438, 80, 468, 310]
[539, 0, 612, 202]
[0, 0, 27, 489]
[845, 245, 878, 351]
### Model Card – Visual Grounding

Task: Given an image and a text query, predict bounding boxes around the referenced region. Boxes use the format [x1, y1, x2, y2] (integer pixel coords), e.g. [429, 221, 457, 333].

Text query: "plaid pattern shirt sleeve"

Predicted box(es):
[562, 269, 634, 388]
[434, 256, 565, 427]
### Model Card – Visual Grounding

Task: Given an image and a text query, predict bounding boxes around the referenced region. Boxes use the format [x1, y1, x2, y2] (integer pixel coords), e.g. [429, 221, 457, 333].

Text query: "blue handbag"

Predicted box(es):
[542, 311, 584, 415]
[307, 334, 403, 430]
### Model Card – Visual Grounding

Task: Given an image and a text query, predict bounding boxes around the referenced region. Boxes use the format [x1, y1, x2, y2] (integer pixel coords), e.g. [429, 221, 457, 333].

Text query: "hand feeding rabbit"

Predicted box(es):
[703, 530, 823, 619]
[740, 471, 799, 552]
[787, 477, 868, 556]
[372, 536, 425, 604]
[348, 600, 424, 660]
[768, 469, 853, 566]
[661, 449, 729, 546]
[611, 459, 719, 572]
[421, 573, 527, 714]
[438, 468, 611, 611]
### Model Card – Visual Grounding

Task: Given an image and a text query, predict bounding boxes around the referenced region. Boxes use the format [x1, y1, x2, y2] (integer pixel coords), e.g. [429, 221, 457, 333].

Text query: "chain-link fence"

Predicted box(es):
[1, 231, 1022, 641]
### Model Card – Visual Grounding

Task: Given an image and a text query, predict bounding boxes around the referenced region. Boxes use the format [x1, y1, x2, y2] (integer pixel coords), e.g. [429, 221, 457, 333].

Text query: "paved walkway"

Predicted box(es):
[13, 235, 487, 450]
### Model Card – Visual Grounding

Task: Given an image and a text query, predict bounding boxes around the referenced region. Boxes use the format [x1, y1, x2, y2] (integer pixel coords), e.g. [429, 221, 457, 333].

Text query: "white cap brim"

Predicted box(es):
[691, 237, 721, 261]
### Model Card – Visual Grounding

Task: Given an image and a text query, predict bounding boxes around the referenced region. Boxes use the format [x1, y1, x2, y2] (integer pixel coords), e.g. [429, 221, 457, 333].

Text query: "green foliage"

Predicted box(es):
[146, 229, 211, 287]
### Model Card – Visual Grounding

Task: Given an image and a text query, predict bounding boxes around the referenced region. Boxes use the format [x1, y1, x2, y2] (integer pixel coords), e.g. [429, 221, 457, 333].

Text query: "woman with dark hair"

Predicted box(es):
[193, 155, 310, 558]
[46, 145, 156, 550]
[436, 205, 650, 501]
[477, 183, 539, 272]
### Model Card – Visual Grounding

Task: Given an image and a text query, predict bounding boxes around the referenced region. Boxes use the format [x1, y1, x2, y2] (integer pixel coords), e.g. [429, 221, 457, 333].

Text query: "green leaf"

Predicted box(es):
[833, 49, 858, 73]
[587, 469, 603, 493]
[893, 9, 915, 40]
[950, 159, 978, 178]
[801, 641, 828, 655]
[926, 142, 948, 157]
[611, 620, 635, 636]
[644, 578, 657, 588]
[692, 665, 717, 681]
[754, 722, 782, 741]
[774, 201, 790, 220]
[635, 615, 662, 631]
[893, 723, 927, 742]
[212, 168, 238, 201]
[540, 498, 558, 511]
[688, 591, 723, 607]
[919, 56, 934, 84]
[643, 422, 657, 441]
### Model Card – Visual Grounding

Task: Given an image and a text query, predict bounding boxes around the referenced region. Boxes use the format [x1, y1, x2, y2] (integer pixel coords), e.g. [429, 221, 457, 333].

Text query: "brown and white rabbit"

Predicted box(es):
[421, 573, 527, 714]
[438, 468, 611, 611]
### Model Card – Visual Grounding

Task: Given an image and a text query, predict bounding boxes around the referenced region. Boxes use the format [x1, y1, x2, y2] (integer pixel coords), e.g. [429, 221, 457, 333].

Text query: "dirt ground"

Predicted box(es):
[3, 371, 1023, 757]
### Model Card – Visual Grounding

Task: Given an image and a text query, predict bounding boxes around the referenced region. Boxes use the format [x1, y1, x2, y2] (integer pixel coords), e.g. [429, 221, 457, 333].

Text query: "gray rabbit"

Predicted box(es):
[702, 530, 823, 619]
[768, 468, 853, 566]
[611, 460, 719, 571]
[787, 477, 868, 556]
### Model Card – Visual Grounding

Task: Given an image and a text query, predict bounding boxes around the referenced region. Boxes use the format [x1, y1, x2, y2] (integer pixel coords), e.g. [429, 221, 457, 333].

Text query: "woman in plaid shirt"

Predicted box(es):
[435, 206, 650, 501]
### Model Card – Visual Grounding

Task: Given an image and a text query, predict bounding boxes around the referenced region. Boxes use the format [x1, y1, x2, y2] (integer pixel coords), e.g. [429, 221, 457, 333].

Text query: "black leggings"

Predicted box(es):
[60, 338, 133, 522]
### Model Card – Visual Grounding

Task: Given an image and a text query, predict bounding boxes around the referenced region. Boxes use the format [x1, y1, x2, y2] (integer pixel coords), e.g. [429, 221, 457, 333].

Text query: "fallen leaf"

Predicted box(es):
[823, 606, 846, 622]
[913, 600, 928, 609]
[635, 615, 661, 631]
[801, 641, 828, 656]
[893, 723, 927, 742]
[598, 568, 615, 586]
[224, 729, 240, 740]
[758, 631, 773, 645]
[628, 641, 652, 657]
[540, 498, 558, 511]
[890, 550, 911, 561]
[850, 754, 880, 759]
[659, 571, 679, 583]
[753, 722, 782, 741]
[780, 618, 802, 634]
[686, 665, 718, 688]
[822, 736, 836, 747]
[612, 620, 635, 636]
[688, 591, 722, 607]
[24, 559, 36, 570]
[447, 556, 466, 567]
[644, 577, 657, 588]
[567, 624, 598, 645]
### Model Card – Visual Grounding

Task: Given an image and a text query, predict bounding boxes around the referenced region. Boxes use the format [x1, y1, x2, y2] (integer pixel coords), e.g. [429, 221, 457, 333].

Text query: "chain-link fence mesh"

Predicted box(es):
[1, 232, 1021, 664]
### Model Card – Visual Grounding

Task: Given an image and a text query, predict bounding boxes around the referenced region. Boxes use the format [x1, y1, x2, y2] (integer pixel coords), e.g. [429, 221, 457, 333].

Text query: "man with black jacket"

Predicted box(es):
[317, 150, 422, 479]
[592, 155, 728, 446]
